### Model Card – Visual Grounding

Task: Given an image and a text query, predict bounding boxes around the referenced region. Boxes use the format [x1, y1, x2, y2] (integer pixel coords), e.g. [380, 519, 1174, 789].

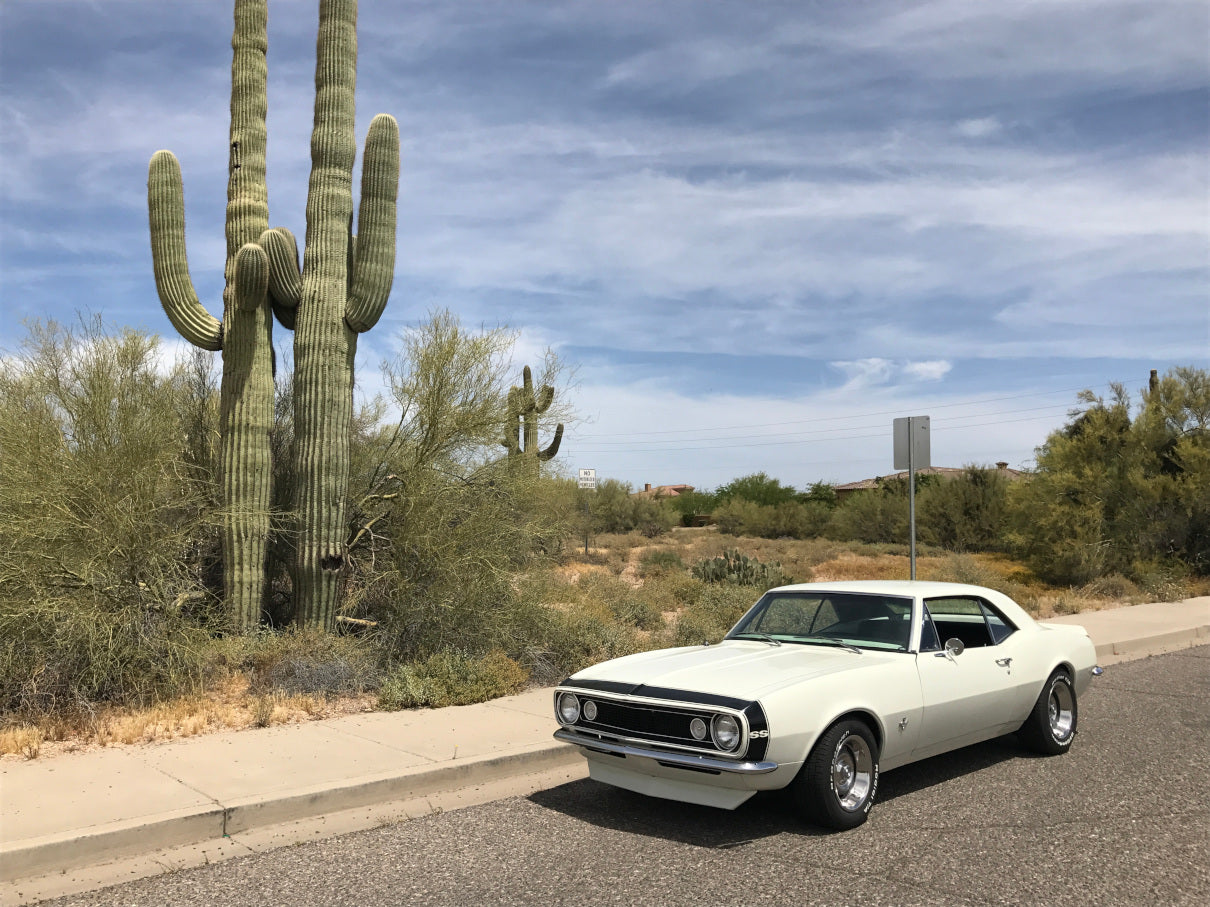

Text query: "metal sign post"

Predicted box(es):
[893, 416, 930, 580]
[577, 468, 597, 555]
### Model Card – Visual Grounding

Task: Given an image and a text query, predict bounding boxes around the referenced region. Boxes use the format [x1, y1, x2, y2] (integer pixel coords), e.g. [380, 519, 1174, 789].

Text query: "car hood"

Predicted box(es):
[568, 640, 899, 702]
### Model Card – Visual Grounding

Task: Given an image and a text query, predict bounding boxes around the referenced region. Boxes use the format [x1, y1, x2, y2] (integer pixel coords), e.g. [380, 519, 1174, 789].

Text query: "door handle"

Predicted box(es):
[995, 657, 1012, 667]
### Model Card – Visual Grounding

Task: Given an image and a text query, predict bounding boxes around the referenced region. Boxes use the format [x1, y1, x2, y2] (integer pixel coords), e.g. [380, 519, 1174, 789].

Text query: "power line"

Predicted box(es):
[569, 381, 1113, 439]
[568, 403, 1080, 451]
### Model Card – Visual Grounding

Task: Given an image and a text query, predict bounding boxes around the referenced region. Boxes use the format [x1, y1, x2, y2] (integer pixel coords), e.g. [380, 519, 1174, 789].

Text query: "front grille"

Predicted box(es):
[584, 699, 710, 748]
[557, 684, 769, 762]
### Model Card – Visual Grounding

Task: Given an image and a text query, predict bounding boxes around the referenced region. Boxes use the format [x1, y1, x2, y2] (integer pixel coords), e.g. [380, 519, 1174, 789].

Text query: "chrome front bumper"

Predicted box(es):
[554, 728, 779, 775]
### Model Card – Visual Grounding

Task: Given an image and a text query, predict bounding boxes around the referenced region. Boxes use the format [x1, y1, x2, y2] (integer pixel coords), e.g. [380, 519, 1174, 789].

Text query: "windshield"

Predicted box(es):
[726, 591, 913, 652]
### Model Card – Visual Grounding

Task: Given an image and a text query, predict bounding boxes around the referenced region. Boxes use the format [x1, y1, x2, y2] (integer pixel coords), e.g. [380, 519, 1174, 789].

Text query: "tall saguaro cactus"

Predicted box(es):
[147, 0, 275, 630]
[501, 365, 564, 466]
[262, 0, 399, 629]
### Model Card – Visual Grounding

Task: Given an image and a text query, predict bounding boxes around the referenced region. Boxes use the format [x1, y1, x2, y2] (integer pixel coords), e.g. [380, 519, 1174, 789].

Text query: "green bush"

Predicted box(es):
[640, 572, 705, 616]
[827, 488, 908, 544]
[514, 602, 641, 685]
[377, 650, 528, 710]
[588, 479, 676, 536]
[0, 320, 219, 717]
[210, 628, 382, 696]
[1006, 370, 1210, 583]
[917, 466, 1009, 552]
[639, 549, 685, 576]
[715, 472, 797, 506]
[663, 584, 757, 647]
[714, 499, 831, 539]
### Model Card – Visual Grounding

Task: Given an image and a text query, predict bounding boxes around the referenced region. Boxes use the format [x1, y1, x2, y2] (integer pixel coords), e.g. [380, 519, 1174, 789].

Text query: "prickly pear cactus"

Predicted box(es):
[501, 365, 564, 467]
[261, 0, 399, 630]
[147, 0, 275, 630]
[692, 549, 791, 587]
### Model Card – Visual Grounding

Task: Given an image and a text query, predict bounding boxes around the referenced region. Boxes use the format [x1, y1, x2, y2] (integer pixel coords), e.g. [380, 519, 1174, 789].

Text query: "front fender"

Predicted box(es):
[760, 656, 922, 770]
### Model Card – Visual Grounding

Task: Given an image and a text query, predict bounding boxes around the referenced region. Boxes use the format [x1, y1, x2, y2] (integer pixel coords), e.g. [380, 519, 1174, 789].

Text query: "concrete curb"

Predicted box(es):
[1, 742, 580, 884]
[1092, 625, 1210, 664]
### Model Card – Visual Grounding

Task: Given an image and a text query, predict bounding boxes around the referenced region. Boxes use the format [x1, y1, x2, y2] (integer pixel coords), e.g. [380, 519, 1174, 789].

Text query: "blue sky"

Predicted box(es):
[2, 0, 1207, 489]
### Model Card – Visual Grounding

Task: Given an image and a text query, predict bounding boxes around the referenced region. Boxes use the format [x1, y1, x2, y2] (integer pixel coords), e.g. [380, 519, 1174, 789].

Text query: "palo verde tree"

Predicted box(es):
[261, 0, 400, 629]
[147, 0, 275, 630]
[1007, 368, 1210, 584]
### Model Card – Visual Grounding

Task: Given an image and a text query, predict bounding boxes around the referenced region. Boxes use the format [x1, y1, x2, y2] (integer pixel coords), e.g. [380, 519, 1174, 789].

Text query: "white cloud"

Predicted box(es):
[903, 360, 953, 381]
[955, 117, 1002, 139]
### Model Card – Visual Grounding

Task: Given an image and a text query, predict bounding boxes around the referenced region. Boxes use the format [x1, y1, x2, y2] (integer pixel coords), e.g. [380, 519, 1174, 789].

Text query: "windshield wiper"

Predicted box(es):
[795, 636, 862, 654]
[729, 632, 782, 647]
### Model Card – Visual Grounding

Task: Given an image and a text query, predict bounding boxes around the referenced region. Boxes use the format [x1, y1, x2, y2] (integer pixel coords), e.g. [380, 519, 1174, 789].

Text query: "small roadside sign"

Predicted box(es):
[577, 468, 597, 490]
[893, 416, 930, 581]
[893, 416, 931, 470]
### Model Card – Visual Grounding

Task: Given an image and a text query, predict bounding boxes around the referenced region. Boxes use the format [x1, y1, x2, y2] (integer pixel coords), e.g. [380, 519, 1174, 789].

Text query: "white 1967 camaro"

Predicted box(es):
[553, 580, 1102, 830]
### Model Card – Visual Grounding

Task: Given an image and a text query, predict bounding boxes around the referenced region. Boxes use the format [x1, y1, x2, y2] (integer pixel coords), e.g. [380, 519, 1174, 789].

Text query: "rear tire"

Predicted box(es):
[1019, 669, 1077, 755]
[792, 719, 879, 831]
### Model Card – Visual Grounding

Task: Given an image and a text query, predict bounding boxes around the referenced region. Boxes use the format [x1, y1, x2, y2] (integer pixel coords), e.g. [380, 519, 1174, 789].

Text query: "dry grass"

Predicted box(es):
[0, 674, 375, 760]
[7, 529, 1201, 761]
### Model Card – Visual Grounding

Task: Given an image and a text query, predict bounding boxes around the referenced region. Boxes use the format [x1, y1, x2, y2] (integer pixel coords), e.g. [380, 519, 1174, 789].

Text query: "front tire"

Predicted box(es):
[1019, 669, 1077, 755]
[792, 719, 879, 831]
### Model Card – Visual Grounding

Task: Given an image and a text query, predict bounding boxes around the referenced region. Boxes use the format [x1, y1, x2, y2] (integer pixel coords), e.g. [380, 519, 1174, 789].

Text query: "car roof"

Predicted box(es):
[767, 580, 1002, 599]
[764, 579, 1039, 629]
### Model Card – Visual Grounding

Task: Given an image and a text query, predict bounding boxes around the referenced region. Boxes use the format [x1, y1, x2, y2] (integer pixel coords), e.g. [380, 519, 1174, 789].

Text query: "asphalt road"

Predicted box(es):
[47, 647, 1209, 907]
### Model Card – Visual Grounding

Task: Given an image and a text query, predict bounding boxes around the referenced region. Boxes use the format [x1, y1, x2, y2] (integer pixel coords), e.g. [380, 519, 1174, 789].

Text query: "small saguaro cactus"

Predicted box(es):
[261, 0, 399, 630]
[147, 0, 275, 630]
[501, 365, 564, 465]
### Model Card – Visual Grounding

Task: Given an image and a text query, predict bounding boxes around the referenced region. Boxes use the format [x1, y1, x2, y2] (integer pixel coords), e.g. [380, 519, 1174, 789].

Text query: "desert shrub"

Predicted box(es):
[715, 472, 797, 507]
[713, 498, 766, 536]
[639, 549, 685, 576]
[377, 650, 528, 710]
[514, 602, 641, 685]
[827, 488, 908, 544]
[799, 481, 838, 509]
[573, 572, 663, 630]
[347, 312, 577, 659]
[209, 628, 382, 696]
[589, 480, 676, 536]
[1006, 370, 1209, 583]
[0, 319, 219, 718]
[1077, 573, 1142, 603]
[715, 499, 833, 540]
[633, 496, 678, 537]
[927, 554, 1004, 589]
[691, 549, 793, 587]
[917, 466, 1009, 552]
[663, 584, 758, 647]
[666, 489, 719, 526]
[641, 572, 705, 614]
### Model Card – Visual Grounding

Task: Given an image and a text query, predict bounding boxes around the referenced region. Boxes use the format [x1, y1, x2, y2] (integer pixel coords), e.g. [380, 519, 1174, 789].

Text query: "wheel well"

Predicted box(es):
[829, 710, 883, 753]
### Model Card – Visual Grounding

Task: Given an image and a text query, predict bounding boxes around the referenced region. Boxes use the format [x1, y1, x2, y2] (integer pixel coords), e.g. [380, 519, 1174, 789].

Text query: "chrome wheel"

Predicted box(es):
[831, 732, 874, 812]
[1047, 677, 1075, 743]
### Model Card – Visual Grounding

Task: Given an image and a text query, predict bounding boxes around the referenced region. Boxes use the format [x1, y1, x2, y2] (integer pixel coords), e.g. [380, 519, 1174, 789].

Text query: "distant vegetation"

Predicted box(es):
[1, 316, 1206, 749]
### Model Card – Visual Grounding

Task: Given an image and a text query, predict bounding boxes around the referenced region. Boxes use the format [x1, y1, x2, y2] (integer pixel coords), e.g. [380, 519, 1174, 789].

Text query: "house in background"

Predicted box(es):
[632, 483, 695, 499]
[833, 462, 1025, 502]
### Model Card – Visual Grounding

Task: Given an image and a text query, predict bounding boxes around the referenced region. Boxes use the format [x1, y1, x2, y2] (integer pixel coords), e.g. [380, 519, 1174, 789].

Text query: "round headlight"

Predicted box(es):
[583, 700, 598, 721]
[557, 692, 580, 724]
[711, 714, 741, 752]
[689, 717, 708, 741]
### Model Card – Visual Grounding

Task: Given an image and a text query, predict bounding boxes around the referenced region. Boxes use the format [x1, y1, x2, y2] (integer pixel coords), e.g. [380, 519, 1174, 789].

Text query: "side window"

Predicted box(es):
[980, 601, 1017, 644]
[919, 605, 941, 652]
[926, 597, 993, 648]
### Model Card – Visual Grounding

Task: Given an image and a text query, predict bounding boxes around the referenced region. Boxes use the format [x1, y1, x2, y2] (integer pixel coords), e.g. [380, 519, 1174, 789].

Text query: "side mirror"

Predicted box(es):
[944, 637, 965, 659]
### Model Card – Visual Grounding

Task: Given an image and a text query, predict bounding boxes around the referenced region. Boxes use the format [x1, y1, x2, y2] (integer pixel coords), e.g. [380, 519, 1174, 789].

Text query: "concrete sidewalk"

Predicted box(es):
[3, 596, 1208, 903]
